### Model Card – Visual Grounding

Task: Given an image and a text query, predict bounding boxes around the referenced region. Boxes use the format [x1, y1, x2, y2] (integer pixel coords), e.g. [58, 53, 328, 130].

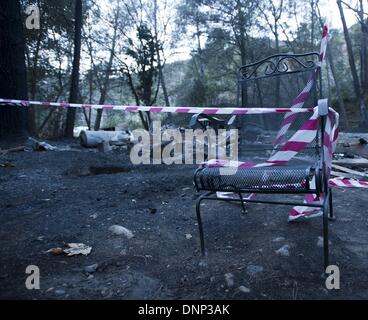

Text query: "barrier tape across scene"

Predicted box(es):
[1, 25, 366, 221]
[0, 100, 365, 218]
[0, 98, 315, 115]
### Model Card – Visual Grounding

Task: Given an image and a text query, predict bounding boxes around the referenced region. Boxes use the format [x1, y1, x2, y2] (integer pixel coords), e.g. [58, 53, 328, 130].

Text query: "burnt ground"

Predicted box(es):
[0, 139, 368, 300]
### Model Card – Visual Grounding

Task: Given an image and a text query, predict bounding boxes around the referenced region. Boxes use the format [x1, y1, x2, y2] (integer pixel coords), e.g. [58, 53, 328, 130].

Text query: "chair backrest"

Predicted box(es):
[236, 52, 322, 165]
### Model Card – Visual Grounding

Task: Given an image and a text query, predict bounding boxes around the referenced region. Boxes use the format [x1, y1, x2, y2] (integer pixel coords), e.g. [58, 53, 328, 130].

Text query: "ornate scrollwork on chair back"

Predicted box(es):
[238, 52, 320, 82]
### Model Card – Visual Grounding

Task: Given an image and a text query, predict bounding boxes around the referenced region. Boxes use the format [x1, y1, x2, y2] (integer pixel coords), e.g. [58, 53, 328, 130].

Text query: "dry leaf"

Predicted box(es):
[47, 247, 64, 256]
[64, 243, 92, 256]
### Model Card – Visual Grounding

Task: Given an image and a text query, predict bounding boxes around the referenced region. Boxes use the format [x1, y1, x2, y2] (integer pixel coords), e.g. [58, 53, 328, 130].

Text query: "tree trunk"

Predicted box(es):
[337, 0, 361, 100]
[0, 0, 29, 138]
[236, 0, 248, 107]
[310, 0, 315, 51]
[358, 0, 368, 127]
[316, 6, 350, 129]
[94, 6, 119, 131]
[153, 0, 171, 122]
[274, 21, 281, 107]
[327, 46, 350, 129]
[359, 0, 368, 91]
[27, 0, 42, 135]
[65, 0, 83, 138]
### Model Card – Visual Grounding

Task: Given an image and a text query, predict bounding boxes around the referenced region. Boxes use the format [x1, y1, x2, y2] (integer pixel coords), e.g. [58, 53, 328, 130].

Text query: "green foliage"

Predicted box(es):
[125, 23, 158, 106]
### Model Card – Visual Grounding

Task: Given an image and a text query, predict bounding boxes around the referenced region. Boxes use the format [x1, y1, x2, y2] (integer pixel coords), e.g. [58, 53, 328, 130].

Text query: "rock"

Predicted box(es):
[149, 208, 157, 214]
[317, 237, 324, 248]
[224, 273, 234, 287]
[26, 137, 57, 152]
[54, 288, 66, 296]
[85, 263, 98, 274]
[109, 225, 134, 239]
[239, 286, 251, 293]
[198, 260, 207, 268]
[246, 265, 264, 276]
[276, 245, 290, 257]
[317, 236, 332, 248]
[98, 141, 111, 153]
[185, 234, 193, 240]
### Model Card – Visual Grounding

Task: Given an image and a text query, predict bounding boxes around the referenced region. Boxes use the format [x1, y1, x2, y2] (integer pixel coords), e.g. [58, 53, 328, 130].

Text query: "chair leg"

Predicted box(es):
[323, 202, 329, 270]
[196, 195, 206, 256]
[328, 188, 335, 220]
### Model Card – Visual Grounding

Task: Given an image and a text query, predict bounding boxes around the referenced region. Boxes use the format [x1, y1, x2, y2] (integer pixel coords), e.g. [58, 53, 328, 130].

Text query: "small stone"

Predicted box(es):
[239, 286, 251, 293]
[85, 263, 98, 274]
[246, 265, 264, 276]
[275, 245, 290, 257]
[272, 237, 285, 242]
[317, 237, 331, 248]
[199, 260, 207, 268]
[224, 273, 234, 287]
[54, 289, 66, 296]
[185, 234, 193, 240]
[149, 208, 157, 214]
[109, 225, 134, 239]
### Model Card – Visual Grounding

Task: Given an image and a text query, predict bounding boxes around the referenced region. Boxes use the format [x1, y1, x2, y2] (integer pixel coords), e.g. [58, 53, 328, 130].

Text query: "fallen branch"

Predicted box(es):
[332, 158, 368, 168]
[0, 146, 25, 155]
[331, 170, 364, 180]
[332, 164, 368, 178]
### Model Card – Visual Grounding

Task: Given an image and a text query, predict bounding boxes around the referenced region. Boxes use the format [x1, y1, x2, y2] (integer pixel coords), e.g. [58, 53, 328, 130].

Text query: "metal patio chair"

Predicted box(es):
[190, 52, 335, 268]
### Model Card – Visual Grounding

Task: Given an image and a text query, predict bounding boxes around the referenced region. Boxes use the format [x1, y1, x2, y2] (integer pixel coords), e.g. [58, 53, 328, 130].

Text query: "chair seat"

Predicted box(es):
[194, 165, 315, 192]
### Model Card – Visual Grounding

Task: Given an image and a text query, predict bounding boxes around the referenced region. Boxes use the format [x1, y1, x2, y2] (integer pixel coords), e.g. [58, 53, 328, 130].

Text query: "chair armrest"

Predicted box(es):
[318, 99, 329, 116]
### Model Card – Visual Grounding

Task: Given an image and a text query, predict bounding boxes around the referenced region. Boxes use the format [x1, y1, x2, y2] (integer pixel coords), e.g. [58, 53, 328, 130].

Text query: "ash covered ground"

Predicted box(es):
[0, 138, 367, 300]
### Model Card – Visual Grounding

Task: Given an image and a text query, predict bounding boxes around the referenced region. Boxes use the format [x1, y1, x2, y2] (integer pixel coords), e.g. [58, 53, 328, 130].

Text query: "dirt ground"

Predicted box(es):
[0, 138, 368, 300]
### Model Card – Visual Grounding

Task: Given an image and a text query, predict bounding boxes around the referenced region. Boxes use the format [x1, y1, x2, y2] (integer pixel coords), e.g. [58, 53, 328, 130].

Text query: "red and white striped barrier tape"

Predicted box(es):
[329, 177, 368, 188]
[206, 107, 324, 169]
[205, 106, 367, 221]
[274, 24, 330, 147]
[0, 98, 316, 115]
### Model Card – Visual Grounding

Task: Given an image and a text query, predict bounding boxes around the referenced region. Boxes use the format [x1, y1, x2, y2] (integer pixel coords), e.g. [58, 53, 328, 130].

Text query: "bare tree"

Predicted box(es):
[94, 2, 121, 131]
[337, 0, 368, 127]
[337, 0, 361, 99]
[316, 3, 349, 129]
[65, 0, 83, 138]
[257, 0, 284, 105]
[0, 0, 28, 137]
[153, 0, 170, 109]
